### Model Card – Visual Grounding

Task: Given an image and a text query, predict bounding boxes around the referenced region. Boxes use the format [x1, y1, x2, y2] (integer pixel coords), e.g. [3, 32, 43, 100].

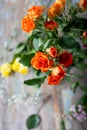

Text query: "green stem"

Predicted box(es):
[60, 120, 66, 130]
[37, 95, 52, 113]
[62, 12, 66, 19]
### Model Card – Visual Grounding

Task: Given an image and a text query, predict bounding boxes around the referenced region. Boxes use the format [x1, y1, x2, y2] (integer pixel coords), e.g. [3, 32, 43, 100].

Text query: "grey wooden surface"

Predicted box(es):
[0, 0, 87, 130]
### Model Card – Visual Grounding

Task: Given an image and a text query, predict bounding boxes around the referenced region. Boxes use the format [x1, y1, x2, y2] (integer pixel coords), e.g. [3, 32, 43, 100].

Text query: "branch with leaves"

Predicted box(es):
[0, 0, 87, 129]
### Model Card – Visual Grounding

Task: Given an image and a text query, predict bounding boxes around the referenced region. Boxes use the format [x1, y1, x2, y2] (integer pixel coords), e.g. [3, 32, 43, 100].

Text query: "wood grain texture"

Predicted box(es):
[0, 0, 87, 130]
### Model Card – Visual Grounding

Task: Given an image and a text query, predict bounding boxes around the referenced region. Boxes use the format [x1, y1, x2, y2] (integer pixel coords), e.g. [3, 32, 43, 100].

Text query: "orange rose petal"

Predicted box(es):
[48, 65, 65, 85]
[46, 47, 58, 58]
[82, 31, 87, 38]
[21, 15, 35, 33]
[48, 1, 65, 19]
[51, 65, 66, 79]
[48, 75, 61, 85]
[78, 0, 87, 11]
[56, 0, 66, 6]
[31, 52, 54, 72]
[27, 6, 45, 20]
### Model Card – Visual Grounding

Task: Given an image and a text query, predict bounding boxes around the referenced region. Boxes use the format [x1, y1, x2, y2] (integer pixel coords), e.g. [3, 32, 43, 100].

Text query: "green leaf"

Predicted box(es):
[70, 28, 81, 38]
[19, 53, 35, 67]
[70, 82, 79, 93]
[24, 78, 41, 85]
[33, 38, 39, 51]
[79, 83, 87, 91]
[63, 17, 87, 32]
[70, 73, 83, 78]
[43, 39, 53, 49]
[26, 114, 41, 129]
[69, 6, 79, 16]
[73, 56, 83, 64]
[73, 18, 87, 30]
[78, 94, 87, 107]
[64, 76, 71, 82]
[76, 62, 87, 70]
[36, 70, 42, 76]
[15, 42, 25, 54]
[24, 77, 45, 86]
[16, 42, 24, 48]
[63, 20, 75, 32]
[77, 51, 87, 59]
[58, 35, 80, 49]
[33, 38, 44, 51]
[83, 38, 87, 44]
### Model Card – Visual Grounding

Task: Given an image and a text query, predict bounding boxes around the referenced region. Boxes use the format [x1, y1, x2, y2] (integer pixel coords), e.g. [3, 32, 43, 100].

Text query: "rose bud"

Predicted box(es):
[58, 51, 73, 67]
[46, 47, 58, 58]
[78, 0, 87, 12]
[82, 31, 87, 38]
[44, 20, 58, 30]
[48, 65, 65, 85]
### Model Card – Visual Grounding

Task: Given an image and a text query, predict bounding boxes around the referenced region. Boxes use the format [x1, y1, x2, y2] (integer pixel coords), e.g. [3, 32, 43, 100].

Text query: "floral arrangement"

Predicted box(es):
[0, 0, 87, 129]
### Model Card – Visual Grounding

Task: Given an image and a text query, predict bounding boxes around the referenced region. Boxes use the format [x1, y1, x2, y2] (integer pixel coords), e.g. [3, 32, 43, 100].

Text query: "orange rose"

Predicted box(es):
[48, 65, 65, 85]
[78, 0, 87, 11]
[27, 6, 45, 20]
[56, 0, 66, 6]
[48, 1, 64, 19]
[46, 47, 58, 58]
[58, 51, 73, 67]
[82, 31, 87, 38]
[48, 75, 60, 85]
[48, 8, 56, 19]
[44, 20, 58, 30]
[51, 65, 65, 79]
[31, 52, 53, 72]
[21, 15, 35, 33]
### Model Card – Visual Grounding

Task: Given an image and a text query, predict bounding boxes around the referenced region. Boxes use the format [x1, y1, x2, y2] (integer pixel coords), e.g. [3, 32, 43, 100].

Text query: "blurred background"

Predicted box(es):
[0, 0, 87, 130]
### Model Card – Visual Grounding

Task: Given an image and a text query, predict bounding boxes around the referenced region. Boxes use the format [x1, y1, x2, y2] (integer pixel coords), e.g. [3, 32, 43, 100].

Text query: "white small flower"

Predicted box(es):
[69, 105, 76, 112]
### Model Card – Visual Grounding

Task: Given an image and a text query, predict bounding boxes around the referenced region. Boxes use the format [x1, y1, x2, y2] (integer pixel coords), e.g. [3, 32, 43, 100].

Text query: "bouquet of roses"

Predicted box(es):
[0, 0, 87, 129]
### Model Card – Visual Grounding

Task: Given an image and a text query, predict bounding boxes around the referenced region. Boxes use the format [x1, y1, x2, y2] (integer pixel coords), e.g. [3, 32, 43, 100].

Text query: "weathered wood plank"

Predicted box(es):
[0, 0, 87, 130]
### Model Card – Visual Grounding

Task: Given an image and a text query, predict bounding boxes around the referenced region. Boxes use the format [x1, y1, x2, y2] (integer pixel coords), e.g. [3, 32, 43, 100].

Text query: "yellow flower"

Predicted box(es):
[0, 63, 12, 77]
[11, 58, 20, 72]
[12, 58, 28, 74]
[18, 64, 28, 74]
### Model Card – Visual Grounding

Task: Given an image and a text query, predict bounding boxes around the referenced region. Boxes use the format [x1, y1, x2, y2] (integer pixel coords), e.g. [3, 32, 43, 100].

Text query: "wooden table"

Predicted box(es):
[0, 0, 87, 130]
